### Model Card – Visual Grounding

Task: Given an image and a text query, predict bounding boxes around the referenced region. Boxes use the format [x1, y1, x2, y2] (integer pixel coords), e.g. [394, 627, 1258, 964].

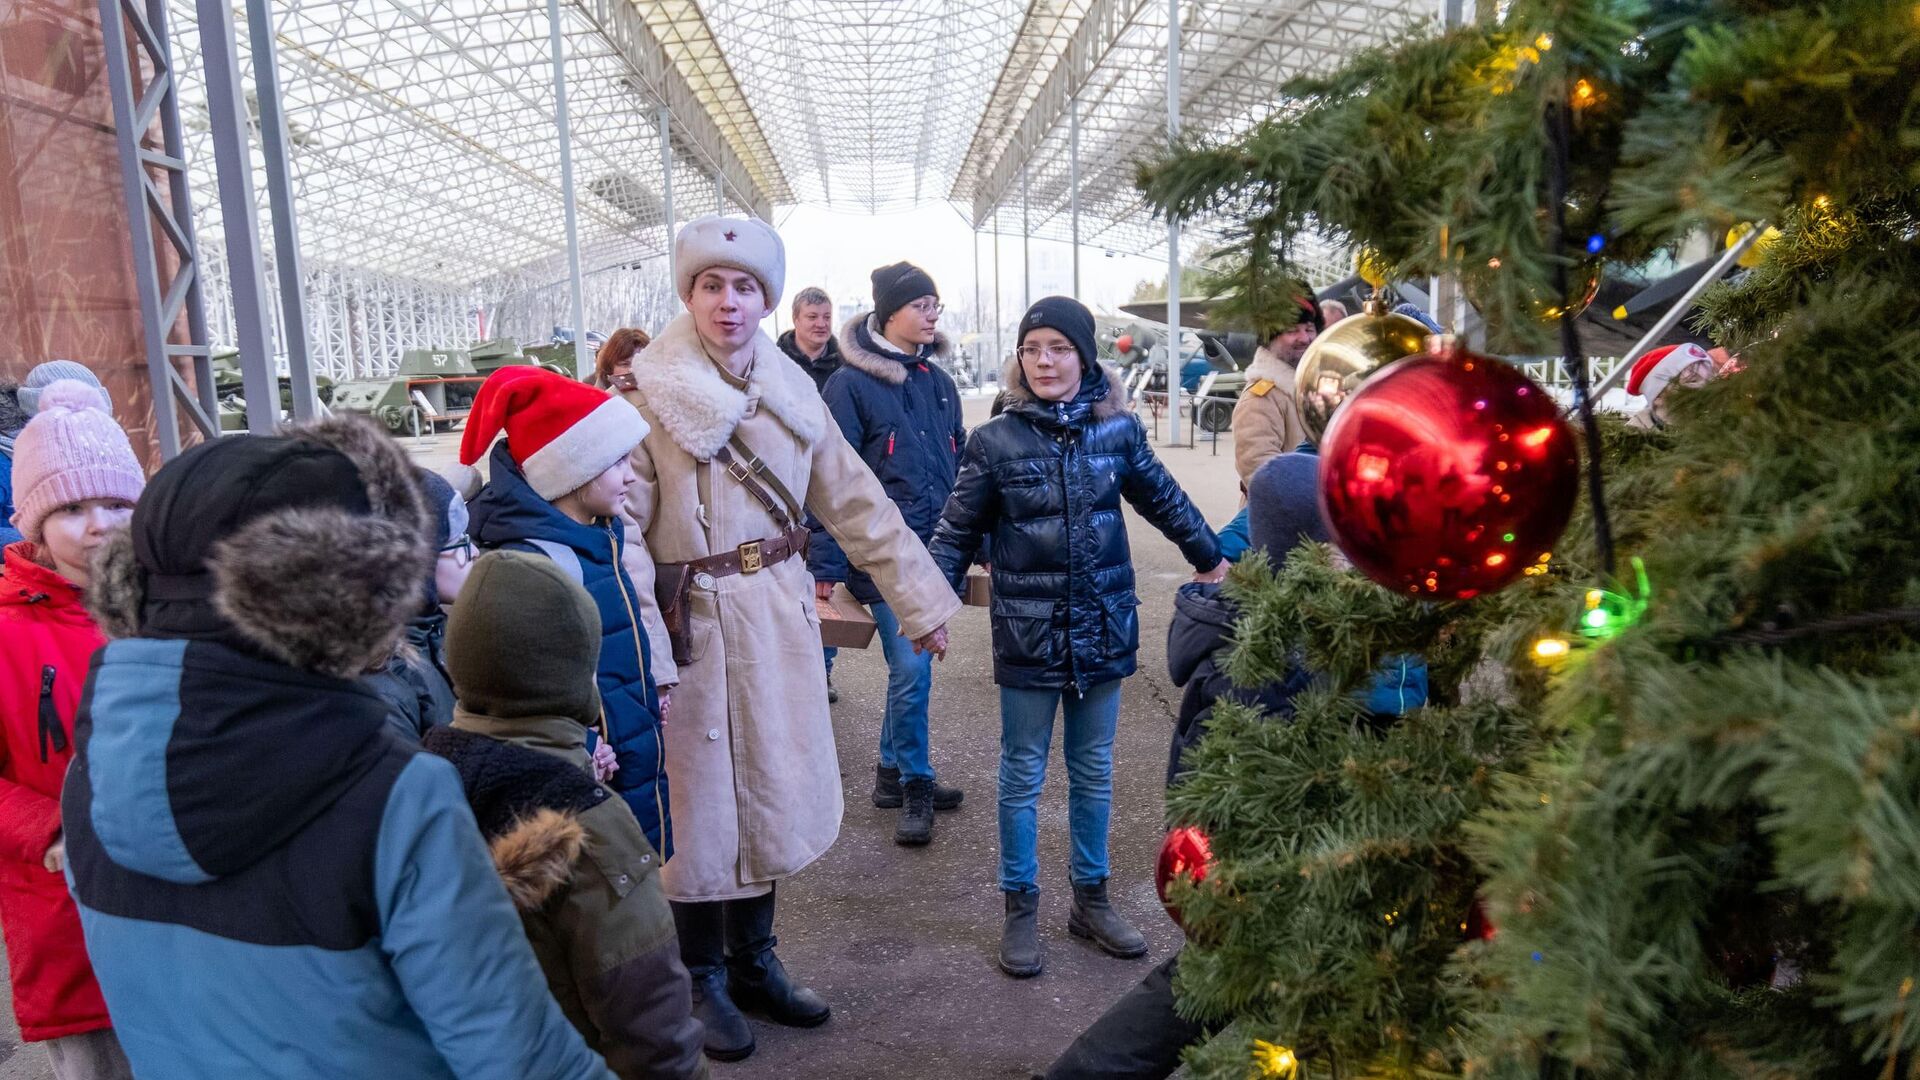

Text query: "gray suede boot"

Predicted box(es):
[1000, 889, 1044, 978]
[1067, 879, 1148, 959]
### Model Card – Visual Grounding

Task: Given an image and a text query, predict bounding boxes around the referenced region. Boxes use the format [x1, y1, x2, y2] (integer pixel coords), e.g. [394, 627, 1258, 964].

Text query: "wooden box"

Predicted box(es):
[817, 584, 878, 649]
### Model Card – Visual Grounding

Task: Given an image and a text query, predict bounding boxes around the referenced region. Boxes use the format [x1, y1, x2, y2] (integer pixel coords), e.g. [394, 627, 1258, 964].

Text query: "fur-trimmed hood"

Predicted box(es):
[0, 376, 26, 441]
[628, 312, 826, 459]
[834, 312, 952, 387]
[488, 807, 586, 911]
[998, 351, 1129, 423]
[88, 414, 432, 680]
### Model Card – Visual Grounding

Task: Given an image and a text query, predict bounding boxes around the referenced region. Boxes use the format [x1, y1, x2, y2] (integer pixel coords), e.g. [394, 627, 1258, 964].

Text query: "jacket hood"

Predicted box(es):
[469, 442, 614, 553]
[0, 376, 25, 440]
[421, 724, 606, 911]
[79, 637, 393, 883]
[87, 414, 431, 680]
[1, 541, 89, 627]
[628, 312, 825, 460]
[1168, 582, 1241, 689]
[834, 313, 952, 387]
[998, 351, 1128, 427]
[776, 329, 842, 372]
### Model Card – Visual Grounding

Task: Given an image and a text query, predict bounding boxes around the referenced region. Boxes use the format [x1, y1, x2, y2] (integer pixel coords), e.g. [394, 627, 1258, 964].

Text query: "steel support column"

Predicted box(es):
[196, 0, 278, 434]
[660, 104, 676, 290]
[993, 222, 1002, 381]
[972, 227, 982, 381]
[548, 0, 589, 379]
[1165, 0, 1183, 443]
[1020, 167, 1031, 309]
[244, 0, 316, 420]
[1069, 94, 1081, 298]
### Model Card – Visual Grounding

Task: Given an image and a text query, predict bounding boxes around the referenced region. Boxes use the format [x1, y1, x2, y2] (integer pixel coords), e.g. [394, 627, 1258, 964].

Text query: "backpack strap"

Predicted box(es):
[519, 539, 585, 585]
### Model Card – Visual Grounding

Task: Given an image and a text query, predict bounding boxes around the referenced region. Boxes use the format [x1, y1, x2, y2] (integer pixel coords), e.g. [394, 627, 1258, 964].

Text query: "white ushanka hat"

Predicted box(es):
[674, 216, 785, 314]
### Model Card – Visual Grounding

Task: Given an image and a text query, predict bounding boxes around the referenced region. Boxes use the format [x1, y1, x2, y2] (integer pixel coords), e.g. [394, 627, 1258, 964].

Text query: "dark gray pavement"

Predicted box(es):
[0, 395, 1240, 1079]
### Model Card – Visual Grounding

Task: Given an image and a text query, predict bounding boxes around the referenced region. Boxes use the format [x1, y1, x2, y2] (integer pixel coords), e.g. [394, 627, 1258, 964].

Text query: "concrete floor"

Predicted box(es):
[0, 392, 1241, 1080]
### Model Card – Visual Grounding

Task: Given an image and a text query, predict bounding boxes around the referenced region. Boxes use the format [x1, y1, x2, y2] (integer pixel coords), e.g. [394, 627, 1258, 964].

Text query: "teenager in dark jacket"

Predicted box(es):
[928, 296, 1227, 979]
[810, 263, 967, 845]
[426, 551, 707, 1080]
[0, 381, 144, 1079]
[63, 415, 608, 1080]
[459, 367, 670, 856]
[367, 469, 467, 742]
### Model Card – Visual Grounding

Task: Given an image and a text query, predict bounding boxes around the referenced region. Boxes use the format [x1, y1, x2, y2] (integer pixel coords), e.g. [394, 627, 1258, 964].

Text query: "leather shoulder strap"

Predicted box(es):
[722, 432, 805, 527]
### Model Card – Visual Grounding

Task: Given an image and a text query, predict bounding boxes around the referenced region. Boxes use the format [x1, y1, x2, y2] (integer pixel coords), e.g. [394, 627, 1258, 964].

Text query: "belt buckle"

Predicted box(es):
[738, 540, 764, 574]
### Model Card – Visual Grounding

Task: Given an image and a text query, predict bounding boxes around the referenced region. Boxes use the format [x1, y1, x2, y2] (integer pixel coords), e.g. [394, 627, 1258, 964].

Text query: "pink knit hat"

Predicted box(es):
[9, 379, 145, 543]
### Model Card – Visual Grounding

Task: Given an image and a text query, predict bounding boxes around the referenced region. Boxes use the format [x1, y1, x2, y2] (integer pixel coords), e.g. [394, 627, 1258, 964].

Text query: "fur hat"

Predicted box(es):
[1626, 342, 1712, 403]
[87, 414, 433, 680]
[20, 360, 110, 416]
[0, 377, 27, 441]
[456, 367, 648, 502]
[9, 379, 145, 543]
[674, 216, 784, 313]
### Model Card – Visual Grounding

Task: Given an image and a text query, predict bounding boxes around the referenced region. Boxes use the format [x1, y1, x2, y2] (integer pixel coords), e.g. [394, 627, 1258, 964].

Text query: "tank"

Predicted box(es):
[330, 347, 483, 434]
[208, 349, 334, 431]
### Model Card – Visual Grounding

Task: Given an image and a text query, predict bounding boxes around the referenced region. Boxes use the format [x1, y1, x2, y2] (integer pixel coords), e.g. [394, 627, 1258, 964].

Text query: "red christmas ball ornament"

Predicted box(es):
[1155, 825, 1215, 929]
[1115, 333, 1134, 355]
[1318, 345, 1578, 600]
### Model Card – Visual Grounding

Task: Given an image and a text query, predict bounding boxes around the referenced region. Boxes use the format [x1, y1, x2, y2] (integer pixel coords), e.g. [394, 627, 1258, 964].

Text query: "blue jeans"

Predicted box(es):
[869, 600, 934, 784]
[822, 646, 837, 677]
[997, 680, 1122, 893]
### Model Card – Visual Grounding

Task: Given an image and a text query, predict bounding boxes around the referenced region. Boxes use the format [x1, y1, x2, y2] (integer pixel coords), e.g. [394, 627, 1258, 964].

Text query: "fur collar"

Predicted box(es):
[834, 313, 952, 387]
[1243, 346, 1297, 388]
[629, 313, 825, 459]
[999, 353, 1129, 421]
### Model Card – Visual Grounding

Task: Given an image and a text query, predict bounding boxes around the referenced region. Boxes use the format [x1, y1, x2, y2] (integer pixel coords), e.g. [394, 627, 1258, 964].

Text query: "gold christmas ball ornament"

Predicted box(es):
[1526, 260, 1602, 322]
[1293, 300, 1430, 444]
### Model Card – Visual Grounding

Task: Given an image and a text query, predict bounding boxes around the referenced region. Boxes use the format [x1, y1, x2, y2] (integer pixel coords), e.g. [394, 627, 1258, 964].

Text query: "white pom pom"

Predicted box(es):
[441, 462, 483, 502]
[36, 379, 109, 415]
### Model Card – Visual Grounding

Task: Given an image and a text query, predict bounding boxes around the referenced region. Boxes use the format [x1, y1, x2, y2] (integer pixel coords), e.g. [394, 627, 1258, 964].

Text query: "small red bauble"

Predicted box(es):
[1318, 345, 1578, 600]
[1155, 825, 1215, 929]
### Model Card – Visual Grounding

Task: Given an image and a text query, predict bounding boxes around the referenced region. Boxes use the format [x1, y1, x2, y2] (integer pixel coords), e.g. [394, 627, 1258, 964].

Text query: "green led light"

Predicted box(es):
[1502, 532, 1516, 543]
[1583, 609, 1610, 629]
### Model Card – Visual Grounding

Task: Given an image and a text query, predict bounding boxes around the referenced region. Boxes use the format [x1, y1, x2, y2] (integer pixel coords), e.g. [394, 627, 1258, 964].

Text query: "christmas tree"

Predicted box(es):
[1140, 0, 1920, 1075]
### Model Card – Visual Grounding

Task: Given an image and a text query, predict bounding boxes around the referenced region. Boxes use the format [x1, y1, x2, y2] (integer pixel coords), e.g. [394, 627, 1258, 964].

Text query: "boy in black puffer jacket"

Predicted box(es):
[930, 296, 1226, 981]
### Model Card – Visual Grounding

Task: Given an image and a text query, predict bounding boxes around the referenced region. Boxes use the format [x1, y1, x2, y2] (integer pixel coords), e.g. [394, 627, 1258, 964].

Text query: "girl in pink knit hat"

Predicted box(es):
[0, 378, 144, 1080]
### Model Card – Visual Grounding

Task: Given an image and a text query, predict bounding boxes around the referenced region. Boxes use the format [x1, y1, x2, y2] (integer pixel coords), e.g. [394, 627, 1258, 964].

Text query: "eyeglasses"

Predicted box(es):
[1016, 344, 1079, 363]
[439, 536, 476, 567]
[908, 299, 945, 318]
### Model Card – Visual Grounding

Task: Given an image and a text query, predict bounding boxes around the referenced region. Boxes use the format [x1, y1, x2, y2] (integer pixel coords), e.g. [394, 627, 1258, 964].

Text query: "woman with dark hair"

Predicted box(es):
[593, 327, 652, 391]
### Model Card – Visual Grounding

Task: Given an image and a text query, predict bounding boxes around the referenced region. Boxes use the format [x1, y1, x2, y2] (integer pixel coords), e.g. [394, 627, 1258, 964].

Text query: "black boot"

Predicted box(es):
[1000, 889, 1044, 978]
[672, 901, 755, 1061]
[872, 763, 964, 810]
[895, 778, 935, 846]
[1067, 879, 1148, 959]
[725, 890, 830, 1027]
[827, 675, 839, 704]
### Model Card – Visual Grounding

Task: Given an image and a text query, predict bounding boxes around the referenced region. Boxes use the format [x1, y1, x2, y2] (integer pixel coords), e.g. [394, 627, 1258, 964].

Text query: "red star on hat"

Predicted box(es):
[724, 230, 737, 241]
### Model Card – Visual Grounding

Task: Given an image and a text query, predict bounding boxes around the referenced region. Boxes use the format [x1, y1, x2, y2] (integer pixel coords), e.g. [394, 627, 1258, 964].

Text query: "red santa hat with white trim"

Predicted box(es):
[454, 367, 649, 501]
[1625, 342, 1712, 403]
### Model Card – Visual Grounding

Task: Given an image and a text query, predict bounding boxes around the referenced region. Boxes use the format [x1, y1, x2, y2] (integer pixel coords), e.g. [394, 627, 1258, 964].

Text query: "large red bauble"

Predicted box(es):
[1318, 346, 1578, 600]
[1155, 825, 1215, 929]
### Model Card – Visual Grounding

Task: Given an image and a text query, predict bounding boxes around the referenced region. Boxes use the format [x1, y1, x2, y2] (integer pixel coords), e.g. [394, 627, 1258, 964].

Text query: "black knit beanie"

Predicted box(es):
[447, 551, 601, 725]
[1261, 281, 1325, 339]
[872, 261, 938, 329]
[1018, 296, 1098, 368]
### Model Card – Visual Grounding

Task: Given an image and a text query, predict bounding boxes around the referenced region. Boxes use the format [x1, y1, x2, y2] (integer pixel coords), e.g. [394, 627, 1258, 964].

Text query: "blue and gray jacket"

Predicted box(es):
[468, 441, 670, 858]
[63, 637, 610, 1080]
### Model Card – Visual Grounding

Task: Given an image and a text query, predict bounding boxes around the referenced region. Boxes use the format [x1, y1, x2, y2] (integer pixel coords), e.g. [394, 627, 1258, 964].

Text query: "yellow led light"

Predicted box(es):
[1251, 1040, 1300, 1079]
[1533, 637, 1570, 660]
[1534, 32, 1554, 50]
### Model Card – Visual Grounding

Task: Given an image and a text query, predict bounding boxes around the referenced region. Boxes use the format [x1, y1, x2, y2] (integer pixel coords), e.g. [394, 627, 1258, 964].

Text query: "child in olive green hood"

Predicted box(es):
[424, 551, 707, 1080]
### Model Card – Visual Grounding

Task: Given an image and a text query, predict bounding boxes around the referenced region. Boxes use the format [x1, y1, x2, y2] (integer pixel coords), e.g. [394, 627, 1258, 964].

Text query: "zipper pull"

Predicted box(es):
[887, 431, 896, 456]
[38, 666, 66, 763]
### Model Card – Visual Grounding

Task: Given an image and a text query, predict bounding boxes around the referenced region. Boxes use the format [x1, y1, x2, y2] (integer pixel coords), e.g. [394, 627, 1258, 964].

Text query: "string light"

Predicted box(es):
[1532, 636, 1570, 661]
[1251, 1041, 1300, 1079]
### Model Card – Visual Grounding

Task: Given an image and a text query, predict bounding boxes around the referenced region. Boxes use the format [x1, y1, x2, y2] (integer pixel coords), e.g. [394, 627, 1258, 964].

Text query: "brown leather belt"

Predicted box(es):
[684, 525, 811, 586]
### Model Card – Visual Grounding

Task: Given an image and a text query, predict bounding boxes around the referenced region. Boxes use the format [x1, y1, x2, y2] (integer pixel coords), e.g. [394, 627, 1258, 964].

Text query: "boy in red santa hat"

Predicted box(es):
[1625, 342, 1719, 430]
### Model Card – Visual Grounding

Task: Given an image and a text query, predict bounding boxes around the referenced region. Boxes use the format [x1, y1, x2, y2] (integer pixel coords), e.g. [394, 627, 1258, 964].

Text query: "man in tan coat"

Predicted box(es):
[618, 216, 961, 1064]
[1230, 287, 1325, 487]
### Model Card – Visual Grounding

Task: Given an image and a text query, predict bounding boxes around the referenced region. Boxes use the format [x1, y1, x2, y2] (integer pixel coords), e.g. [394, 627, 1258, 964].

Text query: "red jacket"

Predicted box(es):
[0, 542, 110, 1040]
